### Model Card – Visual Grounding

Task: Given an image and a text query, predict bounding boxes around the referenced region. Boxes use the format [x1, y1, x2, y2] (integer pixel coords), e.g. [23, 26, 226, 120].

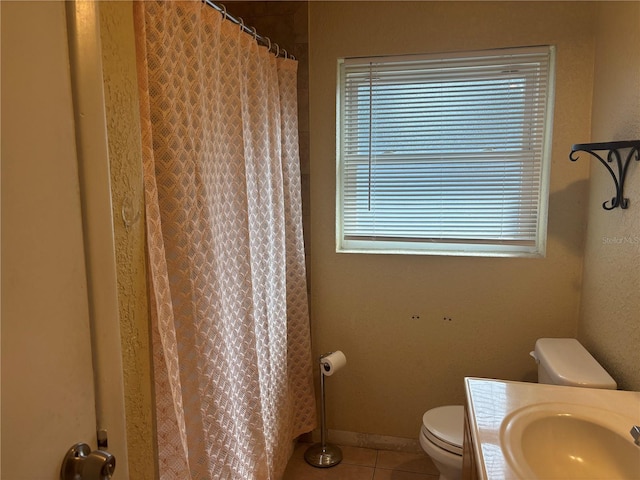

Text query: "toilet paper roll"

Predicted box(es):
[321, 351, 346, 376]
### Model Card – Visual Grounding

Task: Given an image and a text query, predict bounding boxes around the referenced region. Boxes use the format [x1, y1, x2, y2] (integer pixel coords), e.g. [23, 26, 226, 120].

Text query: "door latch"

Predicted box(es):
[60, 443, 115, 480]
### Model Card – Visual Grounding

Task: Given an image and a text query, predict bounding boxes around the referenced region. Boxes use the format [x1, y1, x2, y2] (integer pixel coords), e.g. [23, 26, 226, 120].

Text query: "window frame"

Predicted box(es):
[336, 46, 556, 257]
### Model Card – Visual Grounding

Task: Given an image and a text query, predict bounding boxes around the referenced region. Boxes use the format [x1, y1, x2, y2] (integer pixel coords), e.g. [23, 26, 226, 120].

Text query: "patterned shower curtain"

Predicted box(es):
[134, 2, 316, 478]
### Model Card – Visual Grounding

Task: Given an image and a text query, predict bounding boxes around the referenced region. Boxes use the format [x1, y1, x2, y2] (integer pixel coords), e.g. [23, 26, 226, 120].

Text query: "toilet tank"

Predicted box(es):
[532, 338, 617, 389]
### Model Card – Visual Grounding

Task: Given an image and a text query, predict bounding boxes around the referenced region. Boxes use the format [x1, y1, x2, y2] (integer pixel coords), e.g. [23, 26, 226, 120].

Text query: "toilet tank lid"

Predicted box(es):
[534, 338, 617, 389]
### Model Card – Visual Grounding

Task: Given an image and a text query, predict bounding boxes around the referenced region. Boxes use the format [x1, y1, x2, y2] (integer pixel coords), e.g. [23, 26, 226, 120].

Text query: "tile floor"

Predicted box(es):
[283, 442, 440, 480]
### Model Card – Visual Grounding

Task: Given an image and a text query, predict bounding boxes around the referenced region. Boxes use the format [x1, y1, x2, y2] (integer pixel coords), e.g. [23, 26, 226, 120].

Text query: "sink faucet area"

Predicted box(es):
[464, 378, 640, 480]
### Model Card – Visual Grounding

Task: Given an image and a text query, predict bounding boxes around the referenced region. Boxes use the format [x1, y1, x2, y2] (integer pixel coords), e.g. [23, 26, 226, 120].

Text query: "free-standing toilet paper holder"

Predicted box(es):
[304, 352, 343, 468]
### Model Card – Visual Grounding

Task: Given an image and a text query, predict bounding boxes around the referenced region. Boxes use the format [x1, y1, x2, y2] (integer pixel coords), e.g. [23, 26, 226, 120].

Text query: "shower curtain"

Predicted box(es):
[134, 2, 316, 478]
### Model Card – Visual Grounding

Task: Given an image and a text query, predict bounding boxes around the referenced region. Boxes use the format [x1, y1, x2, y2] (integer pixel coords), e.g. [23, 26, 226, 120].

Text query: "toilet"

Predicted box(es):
[419, 405, 464, 480]
[418, 338, 617, 480]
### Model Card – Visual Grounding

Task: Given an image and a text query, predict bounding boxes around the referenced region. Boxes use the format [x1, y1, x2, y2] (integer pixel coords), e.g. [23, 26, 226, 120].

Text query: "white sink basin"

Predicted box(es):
[501, 402, 640, 479]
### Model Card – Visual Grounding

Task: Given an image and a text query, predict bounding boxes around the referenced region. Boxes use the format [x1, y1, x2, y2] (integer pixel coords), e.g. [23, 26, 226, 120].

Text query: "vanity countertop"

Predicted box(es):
[464, 377, 640, 480]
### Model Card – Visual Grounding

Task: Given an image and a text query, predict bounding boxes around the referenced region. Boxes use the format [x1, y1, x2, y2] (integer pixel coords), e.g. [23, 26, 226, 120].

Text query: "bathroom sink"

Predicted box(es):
[501, 402, 640, 479]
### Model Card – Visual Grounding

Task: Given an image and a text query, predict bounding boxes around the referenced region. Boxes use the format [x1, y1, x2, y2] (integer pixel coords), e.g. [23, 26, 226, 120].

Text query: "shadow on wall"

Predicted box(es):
[521, 370, 538, 384]
[548, 179, 590, 256]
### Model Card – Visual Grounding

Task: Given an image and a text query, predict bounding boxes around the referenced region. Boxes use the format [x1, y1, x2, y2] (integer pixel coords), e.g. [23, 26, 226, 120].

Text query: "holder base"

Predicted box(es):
[304, 443, 343, 468]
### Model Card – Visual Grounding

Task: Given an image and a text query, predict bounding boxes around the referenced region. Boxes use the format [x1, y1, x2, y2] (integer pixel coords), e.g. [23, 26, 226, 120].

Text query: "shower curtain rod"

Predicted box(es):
[203, 1, 295, 59]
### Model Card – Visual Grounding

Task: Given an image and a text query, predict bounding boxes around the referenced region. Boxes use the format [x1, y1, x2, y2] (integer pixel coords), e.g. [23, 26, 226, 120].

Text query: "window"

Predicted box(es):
[336, 46, 555, 257]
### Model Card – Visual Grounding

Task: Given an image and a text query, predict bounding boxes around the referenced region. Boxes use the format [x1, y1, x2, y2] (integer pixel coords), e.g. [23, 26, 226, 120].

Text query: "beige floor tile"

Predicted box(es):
[372, 468, 437, 480]
[375, 450, 438, 475]
[283, 460, 375, 480]
[288, 442, 377, 468]
[339, 444, 378, 467]
[284, 443, 441, 480]
[283, 443, 375, 480]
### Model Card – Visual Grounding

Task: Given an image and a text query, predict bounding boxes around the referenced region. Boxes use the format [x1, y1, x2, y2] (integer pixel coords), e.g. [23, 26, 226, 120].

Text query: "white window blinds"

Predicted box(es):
[337, 46, 555, 256]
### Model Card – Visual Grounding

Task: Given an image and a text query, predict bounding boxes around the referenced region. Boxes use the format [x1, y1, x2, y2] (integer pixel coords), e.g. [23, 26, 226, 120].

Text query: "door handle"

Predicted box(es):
[61, 443, 116, 480]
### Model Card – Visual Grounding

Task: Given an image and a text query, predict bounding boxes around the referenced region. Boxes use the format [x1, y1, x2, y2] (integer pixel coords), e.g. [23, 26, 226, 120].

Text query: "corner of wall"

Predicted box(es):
[578, 1, 640, 391]
[99, 2, 157, 478]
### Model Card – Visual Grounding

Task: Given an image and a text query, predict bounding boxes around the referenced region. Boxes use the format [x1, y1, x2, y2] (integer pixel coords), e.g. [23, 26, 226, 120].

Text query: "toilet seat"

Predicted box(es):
[421, 405, 464, 456]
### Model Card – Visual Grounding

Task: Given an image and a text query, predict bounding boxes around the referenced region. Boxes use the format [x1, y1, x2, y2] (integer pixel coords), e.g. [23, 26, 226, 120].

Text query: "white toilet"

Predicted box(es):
[418, 338, 617, 480]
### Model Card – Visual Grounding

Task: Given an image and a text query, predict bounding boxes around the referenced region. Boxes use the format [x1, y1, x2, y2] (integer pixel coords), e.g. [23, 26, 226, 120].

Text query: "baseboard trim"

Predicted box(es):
[300, 429, 422, 454]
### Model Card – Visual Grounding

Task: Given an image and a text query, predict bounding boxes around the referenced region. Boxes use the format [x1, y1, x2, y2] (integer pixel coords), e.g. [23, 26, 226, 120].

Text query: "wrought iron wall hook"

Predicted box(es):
[569, 140, 640, 210]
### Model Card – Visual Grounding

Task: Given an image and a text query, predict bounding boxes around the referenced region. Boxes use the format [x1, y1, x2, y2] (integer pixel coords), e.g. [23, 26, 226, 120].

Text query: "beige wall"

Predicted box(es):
[578, 2, 640, 391]
[98, 3, 156, 478]
[309, 1, 597, 439]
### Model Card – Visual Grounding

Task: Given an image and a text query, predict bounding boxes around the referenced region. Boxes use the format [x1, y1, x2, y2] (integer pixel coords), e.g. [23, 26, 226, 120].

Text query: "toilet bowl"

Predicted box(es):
[419, 405, 463, 480]
[418, 338, 617, 480]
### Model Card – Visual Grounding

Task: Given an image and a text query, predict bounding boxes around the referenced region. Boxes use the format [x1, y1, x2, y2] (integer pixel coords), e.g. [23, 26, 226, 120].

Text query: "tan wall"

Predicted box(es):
[309, 1, 597, 438]
[578, 2, 640, 391]
[98, 3, 156, 478]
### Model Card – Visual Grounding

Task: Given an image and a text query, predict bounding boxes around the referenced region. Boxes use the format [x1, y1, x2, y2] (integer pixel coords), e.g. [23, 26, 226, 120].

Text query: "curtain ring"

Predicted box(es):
[238, 17, 244, 31]
[274, 43, 280, 57]
[220, 4, 227, 21]
[266, 37, 272, 52]
[250, 26, 257, 40]
[282, 49, 288, 59]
